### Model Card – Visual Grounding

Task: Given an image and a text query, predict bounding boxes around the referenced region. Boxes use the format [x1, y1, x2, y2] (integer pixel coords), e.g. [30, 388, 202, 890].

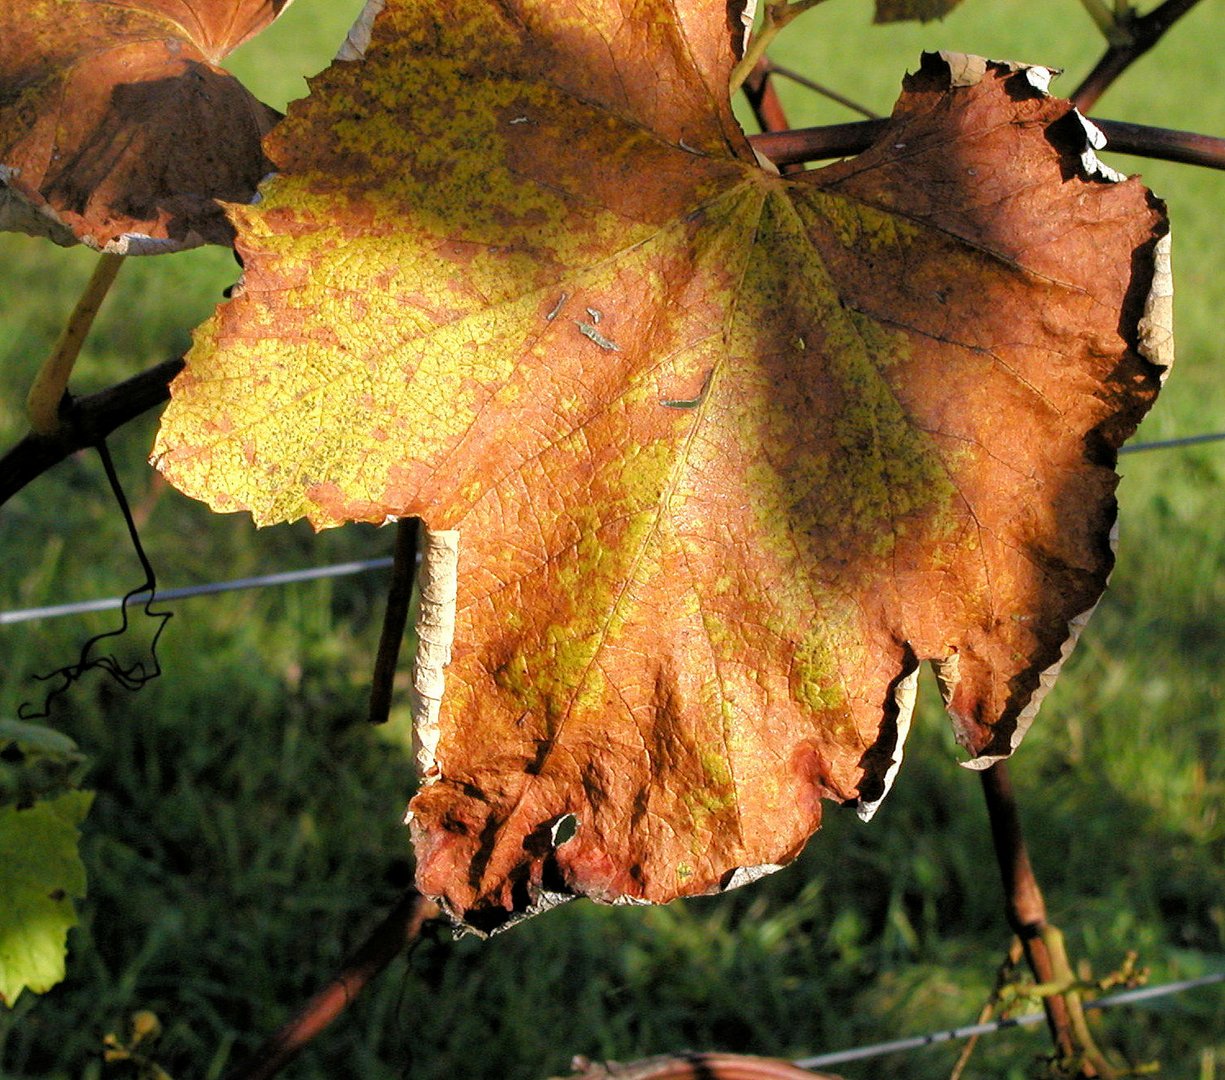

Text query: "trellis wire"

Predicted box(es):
[1120, 431, 1225, 453]
[0, 429, 1221, 627]
[793, 971, 1225, 1070]
[0, 557, 395, 626]
[0, 445, 1220, 1068]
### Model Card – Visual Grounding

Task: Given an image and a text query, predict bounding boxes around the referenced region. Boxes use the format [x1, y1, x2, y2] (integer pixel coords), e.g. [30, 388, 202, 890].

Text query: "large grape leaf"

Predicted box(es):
[152, 0, 1170, 931]
[0, 1, 293, 253]
[0, 790, 93, 1004]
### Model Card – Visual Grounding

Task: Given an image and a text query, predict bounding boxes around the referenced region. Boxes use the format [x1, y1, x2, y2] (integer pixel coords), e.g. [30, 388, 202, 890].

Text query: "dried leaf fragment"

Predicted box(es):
[153, 2, 1169, 935]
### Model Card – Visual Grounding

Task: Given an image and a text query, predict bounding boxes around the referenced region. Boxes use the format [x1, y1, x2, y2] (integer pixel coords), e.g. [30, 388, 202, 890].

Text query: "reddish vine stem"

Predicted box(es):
[742, 58, 792, 134]
[748, 116, 1225, 171]
[743, 57, 815, 185]
[0, 357, 184, 508]
[368, 517, 422, 725]
[27, 252, 125, 436]
[223, 889, 441, 1080]
[979, 763, 1086, 1074]
[1087, 117, 1225, 170]
[741, 59, 805, 176]
[1072, 0, 1205, 111]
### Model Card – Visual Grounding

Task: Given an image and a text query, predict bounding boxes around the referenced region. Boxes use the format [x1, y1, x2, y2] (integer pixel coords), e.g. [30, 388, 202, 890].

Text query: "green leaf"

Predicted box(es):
[0, 719, 89, 808]
[0, 789, 93, 1005]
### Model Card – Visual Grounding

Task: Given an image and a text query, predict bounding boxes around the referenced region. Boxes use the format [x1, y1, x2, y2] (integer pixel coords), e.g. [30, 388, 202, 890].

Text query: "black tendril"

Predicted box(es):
[19, 441, 172, 720]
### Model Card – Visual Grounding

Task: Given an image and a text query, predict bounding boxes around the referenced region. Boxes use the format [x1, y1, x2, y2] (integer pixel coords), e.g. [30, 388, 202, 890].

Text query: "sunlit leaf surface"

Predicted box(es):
[154, 1, 1169, 930]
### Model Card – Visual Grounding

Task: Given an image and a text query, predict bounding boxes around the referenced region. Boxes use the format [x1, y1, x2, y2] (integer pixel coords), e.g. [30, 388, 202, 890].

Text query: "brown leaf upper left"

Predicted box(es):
[0, 1, 292, 252]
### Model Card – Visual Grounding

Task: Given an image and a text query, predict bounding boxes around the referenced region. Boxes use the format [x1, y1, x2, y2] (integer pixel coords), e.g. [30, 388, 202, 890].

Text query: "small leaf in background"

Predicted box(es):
[874, 0, 965, 23]
[0, 719, 89, 808]
[103, 1010, 176, 1080]
[0, 789, 93, 1004]
[0, 1, 294, 253]
[153, 0, 1169, 931]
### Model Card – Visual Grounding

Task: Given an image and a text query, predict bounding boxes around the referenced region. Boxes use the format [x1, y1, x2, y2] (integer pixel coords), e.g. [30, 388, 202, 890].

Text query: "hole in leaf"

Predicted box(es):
[550, 813, 578, 847]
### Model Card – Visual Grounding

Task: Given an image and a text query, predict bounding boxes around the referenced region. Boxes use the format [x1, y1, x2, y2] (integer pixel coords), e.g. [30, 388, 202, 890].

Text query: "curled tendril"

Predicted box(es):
[19, 440, 172, 720]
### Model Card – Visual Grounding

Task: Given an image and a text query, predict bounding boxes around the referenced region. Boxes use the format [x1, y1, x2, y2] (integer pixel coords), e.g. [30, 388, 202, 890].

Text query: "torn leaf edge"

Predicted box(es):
[924, 52, 1175, 771]
[856, 658, 921, 821]
[404, 526, 458, 814]
[336, 0, 386, 60]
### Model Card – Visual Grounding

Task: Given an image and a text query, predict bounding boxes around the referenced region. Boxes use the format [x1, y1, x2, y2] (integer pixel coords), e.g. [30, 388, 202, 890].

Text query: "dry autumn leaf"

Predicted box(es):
[152, 0, 1170, 931]
[0, 0, 293, 253]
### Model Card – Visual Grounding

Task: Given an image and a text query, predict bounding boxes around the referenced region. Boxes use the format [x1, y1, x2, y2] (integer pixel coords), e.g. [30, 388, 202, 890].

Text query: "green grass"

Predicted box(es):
[1, 1, 1223, 1078]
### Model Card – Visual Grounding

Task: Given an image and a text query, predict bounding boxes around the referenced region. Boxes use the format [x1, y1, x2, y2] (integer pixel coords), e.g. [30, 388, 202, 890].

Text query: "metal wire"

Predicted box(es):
[0, 557, 395, 626]
[1120, 431, 1225, 454]
[0, 434, 1220, 1063]
[0, 430, 1220, 628]
[2, 416, 1215, 626]
[793, 971, 1225, 1070]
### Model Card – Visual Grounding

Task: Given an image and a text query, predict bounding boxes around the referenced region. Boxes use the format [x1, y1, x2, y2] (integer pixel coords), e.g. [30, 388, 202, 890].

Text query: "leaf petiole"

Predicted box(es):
[729, 0, 832, 96]
[1079, 0, 1117, 34]
[26, 252, 125, 436]
[1078, 0, 1135, 44]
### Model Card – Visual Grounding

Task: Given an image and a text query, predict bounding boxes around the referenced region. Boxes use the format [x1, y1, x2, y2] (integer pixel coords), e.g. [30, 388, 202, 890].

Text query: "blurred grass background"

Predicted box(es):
[0, 0, 1222, 1077]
